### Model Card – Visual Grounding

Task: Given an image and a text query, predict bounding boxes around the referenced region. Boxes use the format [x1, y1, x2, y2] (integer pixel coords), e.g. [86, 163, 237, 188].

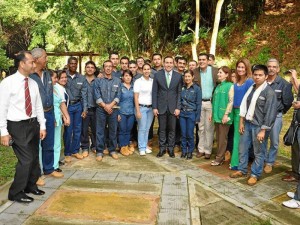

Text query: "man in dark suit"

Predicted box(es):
[152, 56, 182, 158]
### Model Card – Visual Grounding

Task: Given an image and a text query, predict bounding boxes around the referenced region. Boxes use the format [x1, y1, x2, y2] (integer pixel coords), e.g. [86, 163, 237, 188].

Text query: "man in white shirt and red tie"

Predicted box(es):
[0, 51, 46, 203]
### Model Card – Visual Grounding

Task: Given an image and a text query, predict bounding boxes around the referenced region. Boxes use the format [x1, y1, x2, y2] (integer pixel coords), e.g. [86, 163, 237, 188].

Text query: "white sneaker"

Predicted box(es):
[287, 192, 295, 199]
[140, 151, 146, 156]
[282, 199, 300, 209]
[145, 148, 152, 154]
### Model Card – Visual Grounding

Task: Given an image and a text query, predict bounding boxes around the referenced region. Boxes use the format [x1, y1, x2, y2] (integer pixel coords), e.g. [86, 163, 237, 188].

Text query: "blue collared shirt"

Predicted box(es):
[93, 75, 121, 104]
[65, 70, 85, 102]
[112, 70, 122, 80]
[181, 83, 202, 122]
[119, 83, 134, 115]
[200, 66, 214, 99]
[82, 76, 97, 111]
[30, 70, 53, 108]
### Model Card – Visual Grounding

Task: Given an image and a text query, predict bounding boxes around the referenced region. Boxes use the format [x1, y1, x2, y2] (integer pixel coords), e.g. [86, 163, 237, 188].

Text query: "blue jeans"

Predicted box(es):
[80, 108, 96, 151]
[64, 102, 82, 156]
[96, 108, 118, 155]
[41, 110, 55, 175]
[179, 111, 196, 153]
[118, 114, 135, 147]
[136, 107, 154, 152]
[238, 121, 269, 178]
[265, 113, 282, 166]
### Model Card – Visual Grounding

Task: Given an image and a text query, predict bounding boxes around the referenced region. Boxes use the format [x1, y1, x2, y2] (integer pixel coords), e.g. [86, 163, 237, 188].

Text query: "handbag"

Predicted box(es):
[283, 110, 299, 146]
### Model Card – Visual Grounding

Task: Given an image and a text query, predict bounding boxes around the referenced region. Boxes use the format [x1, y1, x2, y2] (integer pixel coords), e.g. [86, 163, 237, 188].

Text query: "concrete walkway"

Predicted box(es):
[0, 141, 299, 225]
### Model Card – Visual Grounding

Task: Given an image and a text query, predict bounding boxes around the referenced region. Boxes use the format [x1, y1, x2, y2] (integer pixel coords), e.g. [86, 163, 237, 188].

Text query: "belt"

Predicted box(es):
[182, 109, 195, 112]
[44, 106, 53, 112]
[202, 99, 211, 102]
[88, 107, 96, 111]
[139, 104, 152, 108]
[8, 117, 37, 123]
[69, 100, 80, 105]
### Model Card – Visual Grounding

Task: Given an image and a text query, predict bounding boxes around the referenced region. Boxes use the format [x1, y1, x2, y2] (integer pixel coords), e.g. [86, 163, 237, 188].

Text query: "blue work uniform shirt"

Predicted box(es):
[93, 75, 121, 105]
[65, 70, 85, 102]
[119, 83, 134, 115]
[82, 75, 97, 112]
[30, 70, 53, 108]
[181, 83, 202, 122]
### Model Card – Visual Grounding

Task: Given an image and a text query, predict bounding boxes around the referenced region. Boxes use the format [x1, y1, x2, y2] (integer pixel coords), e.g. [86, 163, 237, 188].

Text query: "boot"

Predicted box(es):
[120, 146, 130, 156]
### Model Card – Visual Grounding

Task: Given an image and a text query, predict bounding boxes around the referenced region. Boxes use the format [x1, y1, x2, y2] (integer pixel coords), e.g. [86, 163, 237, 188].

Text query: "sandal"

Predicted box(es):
[211, 160, 223, 166]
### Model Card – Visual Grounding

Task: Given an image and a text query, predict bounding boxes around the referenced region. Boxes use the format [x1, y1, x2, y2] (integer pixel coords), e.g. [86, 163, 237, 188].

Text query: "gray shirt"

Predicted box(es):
[65, 70, 85, 102]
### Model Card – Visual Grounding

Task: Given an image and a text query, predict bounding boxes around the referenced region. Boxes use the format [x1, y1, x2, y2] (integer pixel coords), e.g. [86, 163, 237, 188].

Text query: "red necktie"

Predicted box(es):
[24, 77, 32, 117]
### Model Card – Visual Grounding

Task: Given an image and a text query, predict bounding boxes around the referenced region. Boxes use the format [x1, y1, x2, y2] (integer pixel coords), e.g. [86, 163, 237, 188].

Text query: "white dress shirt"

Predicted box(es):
[133, 76, 153, 105]
[0, 71, 46, 136]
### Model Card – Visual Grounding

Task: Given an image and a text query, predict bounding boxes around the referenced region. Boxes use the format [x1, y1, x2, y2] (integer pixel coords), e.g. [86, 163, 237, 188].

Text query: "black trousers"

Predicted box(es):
[7, 119, 40, 197]
[291, 139, 300, 179]
[158, 111, 177, 151]
[80, 108, 96, 150]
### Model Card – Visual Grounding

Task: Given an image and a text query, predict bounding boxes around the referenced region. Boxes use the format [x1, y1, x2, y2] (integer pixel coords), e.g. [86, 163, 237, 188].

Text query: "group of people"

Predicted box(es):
[1, 48, 300, 210]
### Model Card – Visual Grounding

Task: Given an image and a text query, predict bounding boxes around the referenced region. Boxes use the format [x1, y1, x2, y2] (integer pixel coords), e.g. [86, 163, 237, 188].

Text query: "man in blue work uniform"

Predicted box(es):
[93, 60, 121, 161]
[30, 48, 63, 178]
[64, 57, 86, 163]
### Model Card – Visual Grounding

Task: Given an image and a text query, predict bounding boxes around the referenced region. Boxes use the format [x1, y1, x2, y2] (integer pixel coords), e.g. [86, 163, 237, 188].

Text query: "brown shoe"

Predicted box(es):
[224, 151, 231, 162]
[82, 151, 89, 158]
[120, 146, 130, 156]
[96, 155, 103, 162]
[64, 156, 72, 163]
[128, 145, 135, 154]
[247, 176, 257, 186]
[196, 152, 205, 158]
[204, 154, 211, 159]
[111, 153, 118, 160]
[264, 164, 272, 174]
[92, 149, 96, 154]
[36, 177, 45, 186]
[49, 171, 64, 178]
[282, 175, 299, 182]
[230, 171, 244, 178]
[72, 153, 83, 159]
[174, 145, 181, 153]
[103, 149, 109, 155]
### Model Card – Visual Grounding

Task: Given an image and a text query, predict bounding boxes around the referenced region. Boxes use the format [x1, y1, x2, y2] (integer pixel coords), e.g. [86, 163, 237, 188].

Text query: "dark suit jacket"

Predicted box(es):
[193, 66, 218, 88]
[152, 69, 182, 114]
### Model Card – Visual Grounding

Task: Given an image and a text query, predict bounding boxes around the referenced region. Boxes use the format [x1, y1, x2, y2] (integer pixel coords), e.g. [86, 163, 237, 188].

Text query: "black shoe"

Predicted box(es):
[55, 168, 62, 172]
[168, 150, 175, 158]
[59, 161, 65, 166]
[157, 150, 166, 158]
[187, 152, 193, 160]
[181, 153, 187, 158]
[25, 188, 45, 196]
[8, 193, 34, 203]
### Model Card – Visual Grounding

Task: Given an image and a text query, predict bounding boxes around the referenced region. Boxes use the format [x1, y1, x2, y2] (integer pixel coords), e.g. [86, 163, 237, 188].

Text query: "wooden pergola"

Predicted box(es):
[47, 51, 100, 74]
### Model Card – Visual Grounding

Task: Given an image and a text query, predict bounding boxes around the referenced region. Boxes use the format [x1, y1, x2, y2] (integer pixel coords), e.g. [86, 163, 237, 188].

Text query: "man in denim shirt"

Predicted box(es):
[94, 60, 121, 161]
[81, 61, 97, 158]
[30, 48, 63, 179]
[64, 57, 86, 163]
[230, 65, 277, 186]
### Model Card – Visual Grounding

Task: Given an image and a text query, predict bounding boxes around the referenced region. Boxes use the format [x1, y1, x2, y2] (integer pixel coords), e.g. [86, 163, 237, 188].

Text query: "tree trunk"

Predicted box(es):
[191, 0, 200, 61]
[210, 0, 224, 56]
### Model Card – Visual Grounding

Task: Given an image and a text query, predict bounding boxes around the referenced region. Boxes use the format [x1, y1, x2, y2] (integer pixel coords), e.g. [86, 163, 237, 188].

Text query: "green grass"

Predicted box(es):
[0, 145, 17, 186]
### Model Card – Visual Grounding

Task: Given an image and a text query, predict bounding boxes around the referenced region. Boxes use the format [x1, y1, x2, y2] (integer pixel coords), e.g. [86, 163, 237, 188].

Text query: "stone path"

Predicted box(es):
[0, 144, 299, 225]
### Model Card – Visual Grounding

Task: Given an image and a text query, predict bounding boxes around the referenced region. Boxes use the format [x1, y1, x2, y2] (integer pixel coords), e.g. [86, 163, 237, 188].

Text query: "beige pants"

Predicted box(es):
[198, 101, 214, 154]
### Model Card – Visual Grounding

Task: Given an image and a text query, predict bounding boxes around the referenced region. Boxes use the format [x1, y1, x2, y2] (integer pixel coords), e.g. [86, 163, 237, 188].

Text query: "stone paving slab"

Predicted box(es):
[43, 177, 67, 189]
[115, 172, 141, 183]
[160, 195, 188, 210]
[59, 169, 76, 179]
[4, 199, 44, 215]
[70, 170, 97, 180]
[163, 174, 187, 185]
[0, 212, 28, 225]
[157, 208, 190, 225]
[161, 183, 188, 197]
[92, 171, 119, 181]
[194, 174, 224, 186]
[139, 173, 164, 184]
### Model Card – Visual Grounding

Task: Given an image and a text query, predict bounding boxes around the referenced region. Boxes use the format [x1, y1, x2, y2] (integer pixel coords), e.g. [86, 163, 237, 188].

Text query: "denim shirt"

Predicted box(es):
[82, 76, 96, 111]
[119, 83, 134, 115]
[180, 83, 202, 122]
[65, 70, 85, 102]
[30, 70, 53, 108]
[93, 75, 121, 105]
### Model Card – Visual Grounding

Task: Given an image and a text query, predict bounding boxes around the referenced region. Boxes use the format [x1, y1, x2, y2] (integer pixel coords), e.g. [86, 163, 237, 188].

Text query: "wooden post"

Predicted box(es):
[79, 54, 82, 74]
